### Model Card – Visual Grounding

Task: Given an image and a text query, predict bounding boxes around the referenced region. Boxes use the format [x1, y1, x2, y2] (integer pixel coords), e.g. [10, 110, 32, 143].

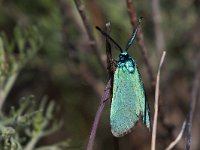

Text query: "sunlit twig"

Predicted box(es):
[151, 51, 166, 150]
[165, 120, 186, 150]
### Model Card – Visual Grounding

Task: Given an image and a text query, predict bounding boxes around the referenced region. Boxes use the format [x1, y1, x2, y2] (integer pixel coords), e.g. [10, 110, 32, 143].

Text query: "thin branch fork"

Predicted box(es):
[126, 0, 155, 83]
[74, 0, 106, 71]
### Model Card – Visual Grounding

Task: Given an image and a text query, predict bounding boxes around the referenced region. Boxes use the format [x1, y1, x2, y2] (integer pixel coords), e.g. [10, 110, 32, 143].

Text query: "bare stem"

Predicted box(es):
[151, 51, 166, 150]
[86, 79, 112, 150]
[126, 0, 155, 83]
[165, 120, 186, 150]
[86, 22, 114, 150]
[74, 0, 106, 71]
[58, 0, 104, 97]
[0, 64, 19, 110]
[58, 0, 80, 63]
[185, 70, 200, 150]
[105, 22, 114, 79]
[24, 134, 42, 150]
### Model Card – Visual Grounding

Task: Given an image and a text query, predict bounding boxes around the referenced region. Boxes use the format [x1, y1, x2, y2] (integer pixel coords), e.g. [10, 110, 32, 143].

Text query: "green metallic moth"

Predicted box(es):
[96, 19, 150, 137]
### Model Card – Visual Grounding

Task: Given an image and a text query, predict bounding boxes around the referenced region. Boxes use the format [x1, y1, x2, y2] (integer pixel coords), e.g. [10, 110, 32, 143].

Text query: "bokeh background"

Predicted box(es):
[0, 0, 200, 149]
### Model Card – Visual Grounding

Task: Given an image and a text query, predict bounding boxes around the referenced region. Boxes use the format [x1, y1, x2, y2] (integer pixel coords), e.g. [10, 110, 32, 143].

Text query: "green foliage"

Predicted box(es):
[0, 25, 70, 150]
[0, 26, 42, 108]
[0, 95, 66, 150]
[0, 127, 22, 150]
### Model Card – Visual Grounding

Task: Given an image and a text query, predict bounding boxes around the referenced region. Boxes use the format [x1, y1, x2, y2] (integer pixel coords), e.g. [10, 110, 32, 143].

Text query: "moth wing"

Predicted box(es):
[110, 65, 150, 137]
[110, 67, 140, 137]
[133, 66, 150, 129]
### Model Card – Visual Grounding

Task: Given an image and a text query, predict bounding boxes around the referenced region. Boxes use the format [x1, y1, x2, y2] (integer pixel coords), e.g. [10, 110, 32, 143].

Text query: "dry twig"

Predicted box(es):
[74, 0, 106, 71]
[126, 0, 155, 83]
[87, 23, 114, 150]
[58, 0, 104, 97]
[105, 22, 114, 79]
[185, 70, 200, 150]
[86, 79, 111, 150]
[151, 51, 166, 150]
[165, 120, 186, 150]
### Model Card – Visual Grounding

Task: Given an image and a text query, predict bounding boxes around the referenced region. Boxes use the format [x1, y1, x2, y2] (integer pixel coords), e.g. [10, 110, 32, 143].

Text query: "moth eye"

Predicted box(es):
[128, 67, 134, 73]
[125, 60, 135, 73]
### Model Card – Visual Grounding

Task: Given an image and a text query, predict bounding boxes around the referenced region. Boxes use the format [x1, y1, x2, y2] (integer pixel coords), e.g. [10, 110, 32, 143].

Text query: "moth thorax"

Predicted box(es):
[125, 60, 135, 73]
[118, 52, 135, 73]
[119, 52, 129, 62]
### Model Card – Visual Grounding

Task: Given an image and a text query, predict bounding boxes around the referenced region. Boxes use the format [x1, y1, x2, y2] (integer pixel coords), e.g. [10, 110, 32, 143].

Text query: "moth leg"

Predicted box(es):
[111, 58, 118, 66]
[103, 95, 112, 103]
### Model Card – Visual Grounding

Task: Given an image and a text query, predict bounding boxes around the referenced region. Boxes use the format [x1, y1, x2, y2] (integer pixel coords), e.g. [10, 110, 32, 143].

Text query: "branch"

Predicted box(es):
[0, 64, 19, 110]
[105, 22, 114, 79]
[126, 0, 155, 83]
[151, 51, 166, 150]
[165, 120, 186, 150]
[58, 0, 80, 63]
[59, 3, 110, 145]
[58, 0, 104, 97]
[74, 0, 106, 71]
[24, 134, 42, 150]
[105, 23, 119, 150]
[86, 79, 112, 150]
[87, 23, 114, 150]
[185, 69, 200, 150]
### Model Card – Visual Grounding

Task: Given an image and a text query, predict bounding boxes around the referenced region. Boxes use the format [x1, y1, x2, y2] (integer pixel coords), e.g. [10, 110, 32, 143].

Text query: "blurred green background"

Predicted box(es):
[0, 0, 200, 149]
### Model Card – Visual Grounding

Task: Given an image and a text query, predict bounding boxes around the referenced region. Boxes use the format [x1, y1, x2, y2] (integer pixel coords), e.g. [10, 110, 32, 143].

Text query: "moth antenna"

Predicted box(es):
[125, 17, 143, 51]
[96, 26, 123, 53]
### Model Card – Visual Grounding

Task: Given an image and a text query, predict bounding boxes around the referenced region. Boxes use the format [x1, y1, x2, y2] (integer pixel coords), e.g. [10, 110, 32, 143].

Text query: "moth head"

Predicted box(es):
[118, 52, 135, 73]
[119, 52, 129, 62]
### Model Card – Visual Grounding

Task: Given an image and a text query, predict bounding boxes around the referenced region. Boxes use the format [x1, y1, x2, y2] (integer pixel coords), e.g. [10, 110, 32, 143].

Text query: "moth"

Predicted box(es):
[96, 19, 150, 137]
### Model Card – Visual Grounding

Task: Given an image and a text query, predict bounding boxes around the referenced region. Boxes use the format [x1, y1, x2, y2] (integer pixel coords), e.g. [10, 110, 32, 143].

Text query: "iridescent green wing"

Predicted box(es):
[111, 66, 139, 137]
[110, 62, 150, 137]
[133, 65, 150, 129]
